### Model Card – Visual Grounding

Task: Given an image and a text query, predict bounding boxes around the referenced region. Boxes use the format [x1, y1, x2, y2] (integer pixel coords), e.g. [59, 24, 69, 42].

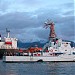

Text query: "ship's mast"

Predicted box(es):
[0, 34, 1, 42]
[6, 28, 10, 38]
[44, 19, 56, 41]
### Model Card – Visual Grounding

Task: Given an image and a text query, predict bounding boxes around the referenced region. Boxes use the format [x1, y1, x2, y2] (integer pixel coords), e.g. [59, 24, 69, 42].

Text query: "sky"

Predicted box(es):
[0, 0, 75, 42]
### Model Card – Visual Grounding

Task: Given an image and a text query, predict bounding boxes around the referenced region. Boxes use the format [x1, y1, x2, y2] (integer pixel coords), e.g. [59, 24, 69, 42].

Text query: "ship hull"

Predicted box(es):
[3, 54, 75, 62]
[0, 49, 19, 59]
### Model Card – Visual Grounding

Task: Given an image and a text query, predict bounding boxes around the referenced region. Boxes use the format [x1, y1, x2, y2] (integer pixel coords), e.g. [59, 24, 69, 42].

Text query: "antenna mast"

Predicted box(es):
[44, 19, 56, 41]
[6, 28, 10, 38]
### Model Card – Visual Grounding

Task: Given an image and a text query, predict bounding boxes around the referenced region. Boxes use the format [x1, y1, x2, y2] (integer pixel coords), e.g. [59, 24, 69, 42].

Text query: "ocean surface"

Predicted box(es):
[0, 60, 75, 75]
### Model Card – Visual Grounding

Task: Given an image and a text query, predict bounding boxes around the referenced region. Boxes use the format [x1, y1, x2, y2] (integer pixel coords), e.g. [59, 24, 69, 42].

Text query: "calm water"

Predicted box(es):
[0, 60, 75, 75]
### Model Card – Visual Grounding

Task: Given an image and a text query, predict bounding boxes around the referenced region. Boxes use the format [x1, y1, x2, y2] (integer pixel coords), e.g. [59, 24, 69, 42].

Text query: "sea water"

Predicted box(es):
[0, 60, 75, 75]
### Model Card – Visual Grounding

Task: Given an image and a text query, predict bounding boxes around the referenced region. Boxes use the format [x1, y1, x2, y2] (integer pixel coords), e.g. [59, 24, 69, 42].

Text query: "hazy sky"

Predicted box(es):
[0, 0, 74, 42]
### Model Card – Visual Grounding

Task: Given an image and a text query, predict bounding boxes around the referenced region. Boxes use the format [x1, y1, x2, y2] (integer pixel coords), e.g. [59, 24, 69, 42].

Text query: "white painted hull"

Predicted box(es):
[3, 55, 75, 62]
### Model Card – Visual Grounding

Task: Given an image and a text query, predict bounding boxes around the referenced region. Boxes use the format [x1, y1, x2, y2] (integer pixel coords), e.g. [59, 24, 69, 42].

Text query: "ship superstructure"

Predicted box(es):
[43, 20, 75, 55]
[0, 28, 18, 49]
[0, 29, 18, 58]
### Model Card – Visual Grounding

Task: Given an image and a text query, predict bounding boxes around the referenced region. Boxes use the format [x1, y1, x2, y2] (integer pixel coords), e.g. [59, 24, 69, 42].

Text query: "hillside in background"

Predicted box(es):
[18, 40, 46, 48]
[18, 40, 75, 48]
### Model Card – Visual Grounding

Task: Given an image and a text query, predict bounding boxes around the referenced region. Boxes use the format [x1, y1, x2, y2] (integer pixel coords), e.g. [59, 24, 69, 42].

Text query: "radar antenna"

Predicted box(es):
[44, 19, 56, 40]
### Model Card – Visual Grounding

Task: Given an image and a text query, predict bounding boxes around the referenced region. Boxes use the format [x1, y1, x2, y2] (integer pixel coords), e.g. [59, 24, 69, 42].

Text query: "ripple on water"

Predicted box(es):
[0, 60, 75, 75]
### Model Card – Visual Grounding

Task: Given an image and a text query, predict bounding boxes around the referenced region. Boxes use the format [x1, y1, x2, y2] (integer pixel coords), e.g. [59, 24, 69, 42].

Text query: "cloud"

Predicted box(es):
[0, 12, 40, 29]
[0, 0, 74, 42]
[0, 0, 73, 14]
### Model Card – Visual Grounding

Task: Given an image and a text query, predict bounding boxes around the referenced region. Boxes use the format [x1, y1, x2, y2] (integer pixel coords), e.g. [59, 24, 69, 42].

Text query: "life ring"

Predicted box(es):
[50, 49, 53, 52]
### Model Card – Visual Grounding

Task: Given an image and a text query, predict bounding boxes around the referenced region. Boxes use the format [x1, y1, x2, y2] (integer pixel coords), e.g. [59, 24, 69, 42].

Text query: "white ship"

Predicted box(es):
[0, 28, 18, 58]
[0, 28, 18, 49]
[3, 20, 75, 62]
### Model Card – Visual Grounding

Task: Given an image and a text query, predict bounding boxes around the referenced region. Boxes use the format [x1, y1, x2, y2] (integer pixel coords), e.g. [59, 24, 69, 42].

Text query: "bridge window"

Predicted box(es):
[65, 50, 67, 51]
[55, 50, 57, 51]
[66, 43, 68, 44]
